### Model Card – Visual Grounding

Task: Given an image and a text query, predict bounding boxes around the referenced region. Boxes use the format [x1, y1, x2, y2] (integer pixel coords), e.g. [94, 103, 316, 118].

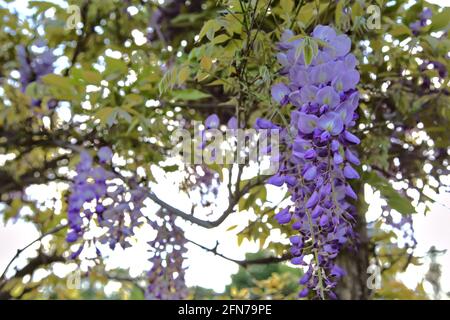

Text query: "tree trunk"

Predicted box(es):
[335, 183, 370, 300]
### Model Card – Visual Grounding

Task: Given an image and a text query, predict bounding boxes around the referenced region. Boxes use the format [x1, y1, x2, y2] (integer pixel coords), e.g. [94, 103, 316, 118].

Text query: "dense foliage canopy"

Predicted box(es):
[0, 0, 449, 300]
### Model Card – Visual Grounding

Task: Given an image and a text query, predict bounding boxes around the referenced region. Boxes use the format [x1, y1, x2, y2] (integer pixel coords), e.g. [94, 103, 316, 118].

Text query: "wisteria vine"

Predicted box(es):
[257, 25, 362, 299]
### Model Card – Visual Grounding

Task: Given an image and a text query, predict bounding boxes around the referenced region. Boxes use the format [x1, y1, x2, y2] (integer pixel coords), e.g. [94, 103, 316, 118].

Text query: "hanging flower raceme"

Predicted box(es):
[17, 40, 57, 108]
[258, 25, 361, 299]
[66, 147, 145, 258]
[145, 211, 188, 300]
[183, 164, 220, 206]
[67, 148, 188, 299]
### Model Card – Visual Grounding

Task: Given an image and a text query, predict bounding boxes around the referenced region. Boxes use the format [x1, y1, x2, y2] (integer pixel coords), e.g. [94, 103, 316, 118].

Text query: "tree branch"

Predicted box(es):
[0, 224, 67, 287]
[186, 238, 292, 267]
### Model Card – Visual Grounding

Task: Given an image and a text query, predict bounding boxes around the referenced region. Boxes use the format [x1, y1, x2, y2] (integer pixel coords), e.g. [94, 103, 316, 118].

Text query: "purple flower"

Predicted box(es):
[291, 256, 304, 265]
[66, 231, 79, 243]
[331, 140, 340, 152]
[343, 164, 360, 179]
[77, 151, 93, 172]
[271, 83, 290, 105]
[298, 288, 309, 298]
[303, 165, 318, 181]
[258, 26, 361, 299]
[299, 85, 319, 105]
[420, 8, 432, 21]
[328, 34, 351, 57]
[67, 150, 147, 260]
[255, 118, 277, 130]
[306, 191, 319, 208]
[332, 70, 360, 92]
[410, 21, 421, 33]
[69, 245, 84, 260]
[290, 235, 302, 245]
[345, 184, 357, 200]
[298, 113, 318, 134]
[330, 265, 346, 278]
[312, 25, 337, 42]
[318, 112, 343, 135]
[98, 146, 113, 163]
[205, 114, 220, 129]
[311, 63, 334, 84]
[343, 130, 360, 144]
[316, 86, 340, 108]
[227, 116, 238, 130]
[319, 214, 329, 227]
[17, 42, 57, 109]
[311, 205, 323, 219]
[292, 138, 312, 156]
[345, 149, 360, 165]
[299, 272, 311, 285]
[290, 65, 311, 86]
[274, 207, 291, 224]
[267, 174, 285, 186]
[304, 149, 317, 160]
[333, 152, 344, 165]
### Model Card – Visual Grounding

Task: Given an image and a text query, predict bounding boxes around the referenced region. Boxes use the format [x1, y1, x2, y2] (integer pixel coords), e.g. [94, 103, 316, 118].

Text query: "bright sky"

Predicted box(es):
[0, 0, 449, 299]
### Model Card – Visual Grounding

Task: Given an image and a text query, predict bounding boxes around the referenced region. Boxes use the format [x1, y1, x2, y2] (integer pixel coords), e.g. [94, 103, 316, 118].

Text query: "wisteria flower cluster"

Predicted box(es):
[409, 7, 432, 35]
[145, 211, 188, 300]
[67, 148, 188, 299]
[17, 41, 57, 108]
[67, 147, 144, 257]
[420, 59, 448, 89]
[257, 25, 361, 299]
[183, 164, 220, 206]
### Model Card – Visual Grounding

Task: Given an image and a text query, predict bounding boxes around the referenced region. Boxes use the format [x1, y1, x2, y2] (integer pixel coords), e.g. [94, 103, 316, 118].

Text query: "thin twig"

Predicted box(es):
[0, 224, 67, 285]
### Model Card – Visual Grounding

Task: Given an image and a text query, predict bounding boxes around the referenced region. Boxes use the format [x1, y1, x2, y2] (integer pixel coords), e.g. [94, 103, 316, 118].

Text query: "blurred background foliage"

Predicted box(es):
[0, 0, 449, 299]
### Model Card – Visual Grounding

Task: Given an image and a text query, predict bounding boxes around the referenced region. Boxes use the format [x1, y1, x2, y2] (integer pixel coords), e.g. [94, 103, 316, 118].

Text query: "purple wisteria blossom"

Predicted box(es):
[67, 148, 189, 299]
[409, 7, 433, 35]
[420, 60, 448, 89]
[67, 147, 144, 256]
[145, 212, 188, 300]
[17, 41, 57, 108]
[261, 25, 362, 299]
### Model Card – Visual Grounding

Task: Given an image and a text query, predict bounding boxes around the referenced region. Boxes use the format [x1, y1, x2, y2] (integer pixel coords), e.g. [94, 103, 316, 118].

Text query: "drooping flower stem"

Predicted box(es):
[305, 205, 325, 300]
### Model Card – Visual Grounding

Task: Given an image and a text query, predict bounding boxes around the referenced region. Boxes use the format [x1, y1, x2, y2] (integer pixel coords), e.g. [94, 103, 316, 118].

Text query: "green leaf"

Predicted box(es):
[335, 0, 344, 25]
[226, 225, 238, 231]
[171, 89, 211, 101]
[41, 74, 77, 100]
[94, 107, 116, 127]
[430, 8, 450, 32]
[280, 0, 294, 13]
[104, 57, 128, 80]
[365, 171, 415, 215]
[200, 56, 213, 71]
[303, 40, 315, 66]
[389, 24, 412, 37]
[158, 67, 177, 96]
[178, 66, 190, 84]
[237, 233, 245, 246]
[80, 70, 102, 84]
[41, 74, 70, 88]
[123, 94, 143, 107]
[162, 164, 179, 172]
[199, 19, 221, 41]
[212, 34, 229, 45]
